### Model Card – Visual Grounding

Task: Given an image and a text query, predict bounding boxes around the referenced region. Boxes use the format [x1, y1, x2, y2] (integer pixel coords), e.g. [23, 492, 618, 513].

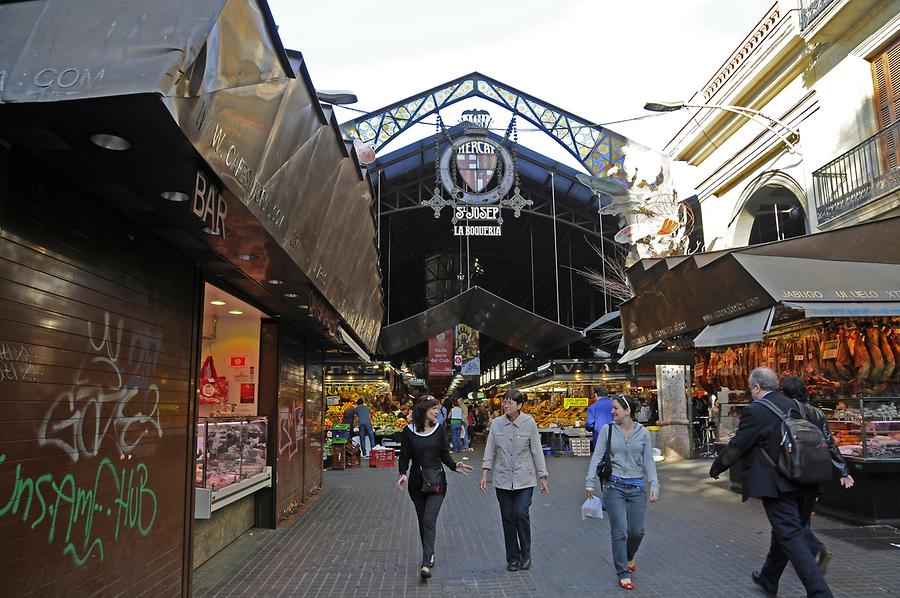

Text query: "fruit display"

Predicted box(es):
[525, 400, 587, 428]
[325, 382, 391, 404]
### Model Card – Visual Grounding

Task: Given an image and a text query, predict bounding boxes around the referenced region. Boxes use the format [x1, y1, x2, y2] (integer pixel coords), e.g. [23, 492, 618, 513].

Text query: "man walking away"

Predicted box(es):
[709, 367, 852, 598]
[585, 386, 613, 452]
[356, 399, 375, 458]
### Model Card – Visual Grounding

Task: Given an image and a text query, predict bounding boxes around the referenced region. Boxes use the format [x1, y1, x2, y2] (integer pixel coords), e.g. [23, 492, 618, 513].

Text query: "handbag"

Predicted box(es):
[420, 465, 446, 494]
[595, 424, 614, 481]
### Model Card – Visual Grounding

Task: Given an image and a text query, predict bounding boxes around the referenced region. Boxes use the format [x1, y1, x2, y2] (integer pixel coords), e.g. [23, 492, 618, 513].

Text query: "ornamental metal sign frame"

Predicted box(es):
[440, 131, 514, 205]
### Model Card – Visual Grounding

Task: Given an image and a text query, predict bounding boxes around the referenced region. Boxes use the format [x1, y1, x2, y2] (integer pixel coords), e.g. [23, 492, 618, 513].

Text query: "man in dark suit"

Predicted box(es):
[709, 367, 834, 598]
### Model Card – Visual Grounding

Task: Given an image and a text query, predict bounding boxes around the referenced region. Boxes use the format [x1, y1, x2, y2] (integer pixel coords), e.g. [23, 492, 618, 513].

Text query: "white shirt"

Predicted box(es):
[450, 406, 463, 420]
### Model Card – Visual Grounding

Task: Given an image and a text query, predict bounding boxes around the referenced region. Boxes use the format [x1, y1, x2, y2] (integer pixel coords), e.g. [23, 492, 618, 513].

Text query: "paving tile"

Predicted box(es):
[193, 449, 900, 597]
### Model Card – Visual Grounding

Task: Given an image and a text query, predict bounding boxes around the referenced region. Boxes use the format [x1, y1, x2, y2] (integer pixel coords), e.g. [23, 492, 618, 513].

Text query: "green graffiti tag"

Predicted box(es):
[0, 454, 157, 566]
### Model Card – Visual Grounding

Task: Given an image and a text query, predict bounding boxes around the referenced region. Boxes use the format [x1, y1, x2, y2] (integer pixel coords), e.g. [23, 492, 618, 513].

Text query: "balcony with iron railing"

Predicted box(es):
[799, 0, 836, 30]
[812, 119, 900, 225]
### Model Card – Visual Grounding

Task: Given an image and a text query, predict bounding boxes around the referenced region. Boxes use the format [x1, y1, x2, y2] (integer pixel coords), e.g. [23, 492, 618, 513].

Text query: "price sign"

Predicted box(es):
[564, 397, 589, 408]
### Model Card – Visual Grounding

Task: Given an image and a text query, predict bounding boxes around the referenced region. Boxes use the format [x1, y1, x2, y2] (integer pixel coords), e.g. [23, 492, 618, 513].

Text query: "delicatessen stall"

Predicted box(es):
[620, 218, 900, 524]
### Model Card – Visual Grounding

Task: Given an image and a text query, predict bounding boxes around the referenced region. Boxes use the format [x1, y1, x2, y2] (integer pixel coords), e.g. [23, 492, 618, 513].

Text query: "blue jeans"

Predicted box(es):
[450, 423, 463, 452]
[358, 422, 375, 456]
[496, 487, 533, 563]
[602, 481, 647, 579]
[462, 424, 470, 449]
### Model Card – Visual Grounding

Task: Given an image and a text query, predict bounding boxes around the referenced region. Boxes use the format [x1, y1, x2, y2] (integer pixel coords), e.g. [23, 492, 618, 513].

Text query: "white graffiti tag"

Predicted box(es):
[38, 313, 164, 462]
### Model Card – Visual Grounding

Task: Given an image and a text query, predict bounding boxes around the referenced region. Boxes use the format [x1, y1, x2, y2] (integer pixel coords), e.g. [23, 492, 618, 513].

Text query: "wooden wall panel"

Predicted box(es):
[303, 347, 323, 499]
[274, 331, 305, 521]
[0, 153, 197, 596]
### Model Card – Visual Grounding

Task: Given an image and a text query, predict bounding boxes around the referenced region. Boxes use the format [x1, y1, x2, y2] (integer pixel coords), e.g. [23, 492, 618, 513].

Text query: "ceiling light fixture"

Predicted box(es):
[210, 300, 226, 306]
[90, 133, 131, 151]
[297, 304, 309, 310]
[228, 310, 244, 315]
[283, 292, 300, 299]
[235, 254, 258, 261]
[160, 191, 190, 202]
[265, 279, 285, 285]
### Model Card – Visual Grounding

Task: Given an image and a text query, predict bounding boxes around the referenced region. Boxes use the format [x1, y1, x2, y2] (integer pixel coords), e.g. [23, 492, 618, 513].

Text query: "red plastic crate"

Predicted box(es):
[369, 448, 396, 468]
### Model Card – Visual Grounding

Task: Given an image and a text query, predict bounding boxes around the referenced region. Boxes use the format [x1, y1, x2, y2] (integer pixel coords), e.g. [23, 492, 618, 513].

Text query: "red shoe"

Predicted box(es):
[619, 579, 634, 590]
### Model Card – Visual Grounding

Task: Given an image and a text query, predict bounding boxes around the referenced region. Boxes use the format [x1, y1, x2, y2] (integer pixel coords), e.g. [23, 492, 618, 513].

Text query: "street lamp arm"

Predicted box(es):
[680, 102, 800, 153]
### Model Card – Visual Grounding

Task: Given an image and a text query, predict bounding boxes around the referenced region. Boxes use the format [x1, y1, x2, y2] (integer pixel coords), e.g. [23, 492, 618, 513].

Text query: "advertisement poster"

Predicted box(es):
[428, 329, 454, 378]
[454, 324, 481, 376]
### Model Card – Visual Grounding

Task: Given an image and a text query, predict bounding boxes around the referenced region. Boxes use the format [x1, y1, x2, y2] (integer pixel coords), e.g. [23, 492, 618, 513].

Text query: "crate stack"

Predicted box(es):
[569, 437, 591, 457]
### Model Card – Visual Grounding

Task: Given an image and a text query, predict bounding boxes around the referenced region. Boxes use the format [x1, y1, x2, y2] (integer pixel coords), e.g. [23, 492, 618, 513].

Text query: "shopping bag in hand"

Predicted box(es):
[581, 496, 604, 520]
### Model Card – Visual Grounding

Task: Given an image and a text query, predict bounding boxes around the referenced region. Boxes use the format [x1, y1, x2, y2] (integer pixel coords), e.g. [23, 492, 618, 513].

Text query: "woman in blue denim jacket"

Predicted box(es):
[585, 396, 659, 591]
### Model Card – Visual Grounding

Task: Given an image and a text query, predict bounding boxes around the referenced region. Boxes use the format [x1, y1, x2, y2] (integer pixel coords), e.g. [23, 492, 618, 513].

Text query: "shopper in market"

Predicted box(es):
[449, 398, 464, 453]
[709, 367, 842, 598]
[460, 399, 471, 451]
[397, 395, 473, 579]
[585, 395, 659, 591]
[780, 375, 854, 577]
[355, 398, 375, 458]
[480, 389, 549, 572]
[585, 386, 614, 452]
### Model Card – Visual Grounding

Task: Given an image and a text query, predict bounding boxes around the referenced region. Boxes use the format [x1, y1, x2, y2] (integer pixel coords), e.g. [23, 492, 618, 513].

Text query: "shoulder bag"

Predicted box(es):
[595, 424, 614, 481]
[420, 465, 446, 494]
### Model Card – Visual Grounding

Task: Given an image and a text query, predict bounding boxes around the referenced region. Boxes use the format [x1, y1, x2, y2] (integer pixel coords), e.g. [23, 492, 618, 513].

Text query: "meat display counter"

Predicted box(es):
[194, 416, 272, 518]
[818, 398, 900, 524]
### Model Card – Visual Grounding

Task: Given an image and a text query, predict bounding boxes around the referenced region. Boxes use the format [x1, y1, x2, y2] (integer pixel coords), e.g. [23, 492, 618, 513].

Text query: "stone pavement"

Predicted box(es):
[193, 448, 900, 597]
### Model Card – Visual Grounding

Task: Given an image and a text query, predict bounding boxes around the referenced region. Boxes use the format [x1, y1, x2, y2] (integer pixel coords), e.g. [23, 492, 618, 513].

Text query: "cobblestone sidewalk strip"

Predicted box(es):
[193, 450, 900, 597]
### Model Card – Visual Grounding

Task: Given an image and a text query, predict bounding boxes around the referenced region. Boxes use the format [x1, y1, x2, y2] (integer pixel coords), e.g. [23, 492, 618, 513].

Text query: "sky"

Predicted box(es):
[268, 0, 775, 170]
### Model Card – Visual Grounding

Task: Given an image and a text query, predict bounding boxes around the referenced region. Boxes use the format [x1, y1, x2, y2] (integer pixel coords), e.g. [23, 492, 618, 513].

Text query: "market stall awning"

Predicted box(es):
[620, 216, 900, 350]
[782, 302, 900, 317]
[693, 307, 775, 348]
[0, 0, 383, 352]
[379, 286, 584, 356]
[618, 341, 661, 364]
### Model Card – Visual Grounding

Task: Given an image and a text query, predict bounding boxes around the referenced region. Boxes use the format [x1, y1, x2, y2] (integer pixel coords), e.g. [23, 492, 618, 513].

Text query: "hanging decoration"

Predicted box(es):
[422, 110, 531, 236]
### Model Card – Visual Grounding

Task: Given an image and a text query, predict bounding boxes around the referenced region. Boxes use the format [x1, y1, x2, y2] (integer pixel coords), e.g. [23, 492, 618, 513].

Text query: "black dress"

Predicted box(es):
[398, 422, 458, 567]
[399, 422, 458, 496]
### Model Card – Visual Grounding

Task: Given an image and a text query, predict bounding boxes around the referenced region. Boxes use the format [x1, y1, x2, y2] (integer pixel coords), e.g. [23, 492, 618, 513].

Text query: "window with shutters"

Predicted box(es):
[871, 37, 900, 168]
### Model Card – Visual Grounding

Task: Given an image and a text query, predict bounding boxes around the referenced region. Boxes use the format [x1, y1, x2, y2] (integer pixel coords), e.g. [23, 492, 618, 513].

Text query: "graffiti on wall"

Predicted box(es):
[0, 343, 41, 382]
[0, 453, 157, 567]
[37, 312, 164, 463]
[278, 401, 303, 459]
[0, 312, 163, 567]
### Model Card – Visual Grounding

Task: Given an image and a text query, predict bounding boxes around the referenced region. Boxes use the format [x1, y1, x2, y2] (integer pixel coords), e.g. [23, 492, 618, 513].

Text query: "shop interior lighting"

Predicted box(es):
[264, 279, 284, 285]
[235, 253, 259, 261]
[160, 191, 190, 202]
[297, 304, 309, 310]
[283, 293, 300, 299]
[209, 300, 226, 306]
[228, 310, 244, 315]
[90, 133, 131, 151]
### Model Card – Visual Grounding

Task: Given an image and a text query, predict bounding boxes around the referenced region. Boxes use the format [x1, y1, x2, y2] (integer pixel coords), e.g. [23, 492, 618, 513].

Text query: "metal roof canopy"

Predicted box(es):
[379, 286, 584, 356]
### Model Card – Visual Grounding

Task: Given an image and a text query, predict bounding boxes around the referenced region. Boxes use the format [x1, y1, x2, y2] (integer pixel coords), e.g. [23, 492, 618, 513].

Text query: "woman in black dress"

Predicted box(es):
[397, 395, 473, 578]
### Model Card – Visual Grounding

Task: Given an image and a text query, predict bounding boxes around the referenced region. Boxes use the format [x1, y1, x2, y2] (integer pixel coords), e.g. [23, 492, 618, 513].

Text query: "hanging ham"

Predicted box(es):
[865, 326, 885, 383]
[882, 326, 896, 380]
[835, 329, 854, 380]
[852, 329, 872, 382]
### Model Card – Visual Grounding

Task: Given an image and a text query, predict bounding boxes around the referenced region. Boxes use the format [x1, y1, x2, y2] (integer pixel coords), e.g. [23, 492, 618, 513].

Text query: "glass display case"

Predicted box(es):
[196, 416, 269, 491]
[824, 399, 900, 460]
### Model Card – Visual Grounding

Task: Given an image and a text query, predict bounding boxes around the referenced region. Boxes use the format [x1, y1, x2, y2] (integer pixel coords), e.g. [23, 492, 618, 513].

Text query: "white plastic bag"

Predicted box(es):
[581, 496, 604, 520]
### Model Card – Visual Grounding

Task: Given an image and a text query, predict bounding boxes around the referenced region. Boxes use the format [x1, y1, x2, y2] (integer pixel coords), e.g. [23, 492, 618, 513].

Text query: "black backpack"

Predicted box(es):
[756, 398, 833, 484]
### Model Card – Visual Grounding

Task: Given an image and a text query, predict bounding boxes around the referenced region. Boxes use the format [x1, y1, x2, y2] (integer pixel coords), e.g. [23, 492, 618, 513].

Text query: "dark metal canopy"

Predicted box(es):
[379, 286, 584, 356]
[621, 216, 900, 350]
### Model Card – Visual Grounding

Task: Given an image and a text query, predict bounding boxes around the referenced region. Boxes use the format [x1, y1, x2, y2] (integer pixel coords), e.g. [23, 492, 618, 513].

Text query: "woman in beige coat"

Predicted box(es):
[480, 389, 549, 571]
